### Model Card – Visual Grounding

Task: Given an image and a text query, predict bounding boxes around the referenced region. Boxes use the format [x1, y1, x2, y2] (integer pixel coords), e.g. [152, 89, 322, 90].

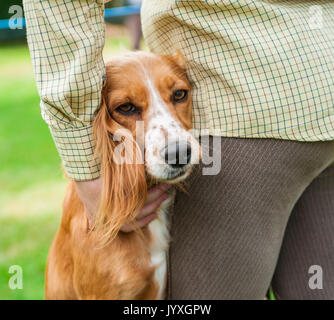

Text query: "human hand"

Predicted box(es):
[120, 183, 171, 233]
[74, 178, 171, 231]
[74, 177, 103, 228]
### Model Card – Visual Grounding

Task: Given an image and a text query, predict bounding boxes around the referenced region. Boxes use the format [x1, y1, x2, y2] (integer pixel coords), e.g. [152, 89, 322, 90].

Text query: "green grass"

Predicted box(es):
[0, 214, 60, 299]
[0, 36, 130, 299]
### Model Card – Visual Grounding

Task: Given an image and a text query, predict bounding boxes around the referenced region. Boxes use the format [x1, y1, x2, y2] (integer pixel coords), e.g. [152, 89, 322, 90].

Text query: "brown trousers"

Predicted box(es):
[168, 137, 334, 299]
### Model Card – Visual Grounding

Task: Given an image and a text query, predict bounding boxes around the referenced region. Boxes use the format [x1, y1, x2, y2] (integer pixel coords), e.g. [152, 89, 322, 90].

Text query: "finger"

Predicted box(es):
[120, 213, 157, 233]
[136, 192, 168, 220]
[146, 184, 171, 204]
[84, 208, 94, 230]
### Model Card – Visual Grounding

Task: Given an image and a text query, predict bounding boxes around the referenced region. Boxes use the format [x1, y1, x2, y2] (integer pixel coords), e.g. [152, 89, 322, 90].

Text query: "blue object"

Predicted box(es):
[105, 5, 140, 18]
[0, 5, 141, 30]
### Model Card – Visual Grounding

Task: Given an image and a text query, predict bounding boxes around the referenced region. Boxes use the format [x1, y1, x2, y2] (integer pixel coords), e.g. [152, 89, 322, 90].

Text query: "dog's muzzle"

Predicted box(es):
[161, 141, 192, 168]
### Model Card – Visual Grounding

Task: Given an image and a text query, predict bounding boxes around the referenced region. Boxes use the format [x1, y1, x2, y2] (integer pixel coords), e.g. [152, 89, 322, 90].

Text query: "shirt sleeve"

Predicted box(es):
[23, 0, 106, 181]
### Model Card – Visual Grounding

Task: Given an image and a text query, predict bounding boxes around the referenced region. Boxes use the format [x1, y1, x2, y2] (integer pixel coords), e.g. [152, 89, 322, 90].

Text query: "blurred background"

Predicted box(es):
[0, 0, 143, 299]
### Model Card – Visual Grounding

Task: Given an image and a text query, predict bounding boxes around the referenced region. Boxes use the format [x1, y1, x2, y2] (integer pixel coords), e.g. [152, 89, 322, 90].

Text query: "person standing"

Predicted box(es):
[23, 0, 334, 299]
[141, 0, 334, 299]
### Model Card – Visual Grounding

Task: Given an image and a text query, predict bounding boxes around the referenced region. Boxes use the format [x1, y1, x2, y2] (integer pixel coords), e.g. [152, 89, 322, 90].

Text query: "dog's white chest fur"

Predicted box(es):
[148, 193, 174, 299]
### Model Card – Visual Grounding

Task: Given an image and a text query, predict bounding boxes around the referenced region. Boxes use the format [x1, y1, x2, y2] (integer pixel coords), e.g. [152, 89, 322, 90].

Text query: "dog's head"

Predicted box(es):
[93, 51, 200, 241]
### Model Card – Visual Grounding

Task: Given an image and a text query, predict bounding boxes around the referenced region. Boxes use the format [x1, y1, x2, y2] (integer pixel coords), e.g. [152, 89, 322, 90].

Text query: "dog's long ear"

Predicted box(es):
[93, 90, 147, 245]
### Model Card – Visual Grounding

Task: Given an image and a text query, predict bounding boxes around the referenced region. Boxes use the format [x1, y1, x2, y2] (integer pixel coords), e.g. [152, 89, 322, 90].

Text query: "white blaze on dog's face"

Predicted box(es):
[102, 51, 200, 182]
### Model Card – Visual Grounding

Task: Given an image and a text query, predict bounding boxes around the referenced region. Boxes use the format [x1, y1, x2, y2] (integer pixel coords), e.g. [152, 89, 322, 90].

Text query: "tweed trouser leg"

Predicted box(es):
[168, 137, 334, 299]
[272, 164, 334, 299]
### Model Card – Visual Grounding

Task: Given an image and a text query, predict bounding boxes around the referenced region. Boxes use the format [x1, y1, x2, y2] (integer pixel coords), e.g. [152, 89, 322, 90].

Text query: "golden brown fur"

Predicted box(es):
[46, 181, 158, 299]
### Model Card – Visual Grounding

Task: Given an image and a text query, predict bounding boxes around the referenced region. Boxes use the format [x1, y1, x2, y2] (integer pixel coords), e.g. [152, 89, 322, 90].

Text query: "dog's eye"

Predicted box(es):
[172, 90, 188, 103]
[116, 103, 138, 115]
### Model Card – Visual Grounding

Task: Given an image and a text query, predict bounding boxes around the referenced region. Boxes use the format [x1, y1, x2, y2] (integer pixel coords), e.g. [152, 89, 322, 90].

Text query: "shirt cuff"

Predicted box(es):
[49, 125, 101, 181]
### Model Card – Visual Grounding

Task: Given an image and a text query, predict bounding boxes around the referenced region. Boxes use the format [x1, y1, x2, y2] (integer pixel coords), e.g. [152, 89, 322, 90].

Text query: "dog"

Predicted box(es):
[45, 51, 201, 300]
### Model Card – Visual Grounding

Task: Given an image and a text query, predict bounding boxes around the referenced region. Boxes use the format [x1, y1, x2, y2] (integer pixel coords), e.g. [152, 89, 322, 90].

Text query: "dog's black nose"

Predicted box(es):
[163, 142, 192, 167]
